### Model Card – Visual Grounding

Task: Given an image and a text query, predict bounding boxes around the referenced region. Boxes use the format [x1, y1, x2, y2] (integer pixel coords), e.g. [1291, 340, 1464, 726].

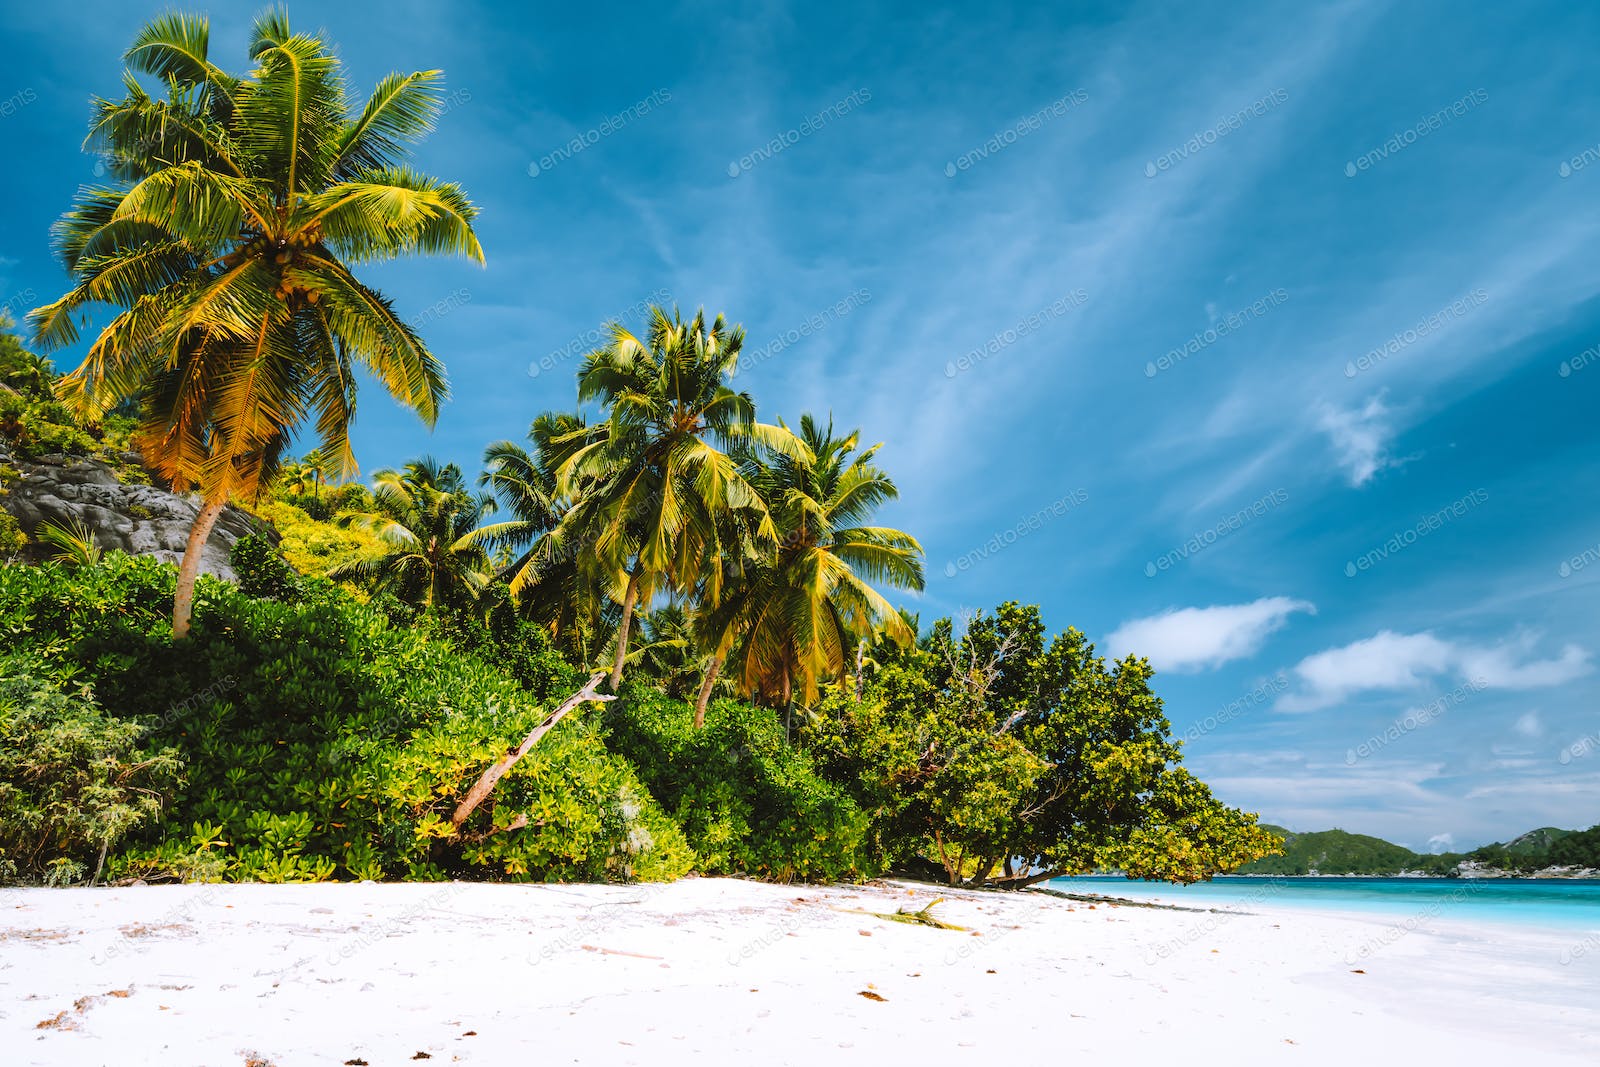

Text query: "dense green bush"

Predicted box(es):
[229, 533, 303, 601]
[603, 688, 876, 882]
[0, 555, 691, 884]
[0, 511, 24, 558]
[0, 657, 182, 884]
[805, 603, 1279, 887]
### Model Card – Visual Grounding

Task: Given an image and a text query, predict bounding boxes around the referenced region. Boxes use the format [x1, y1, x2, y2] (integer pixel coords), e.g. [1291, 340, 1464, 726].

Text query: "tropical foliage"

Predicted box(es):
[804, 602, 1280, 887]
[329, 458, 493, 612]
[0, 8, 1282, 893]
[27, 10, 481, 637]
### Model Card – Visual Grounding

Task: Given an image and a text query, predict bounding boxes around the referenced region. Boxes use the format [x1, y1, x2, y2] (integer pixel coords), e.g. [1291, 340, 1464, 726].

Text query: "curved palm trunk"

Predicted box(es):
[781, 670, 793, 740]
[693, 655, 722, 729]
[173, 497, 227, 640]
[608, 569, 643, 692]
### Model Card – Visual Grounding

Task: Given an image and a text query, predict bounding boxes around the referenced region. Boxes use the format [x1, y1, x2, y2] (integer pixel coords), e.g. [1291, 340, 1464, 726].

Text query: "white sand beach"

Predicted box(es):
[3, 877, 1596, 1066]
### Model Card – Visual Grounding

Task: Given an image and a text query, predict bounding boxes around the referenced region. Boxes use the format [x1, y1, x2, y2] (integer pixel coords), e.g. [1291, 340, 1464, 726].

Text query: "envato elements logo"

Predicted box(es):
[735, 288, 872, 377]
[409, 287, 472, 330]
[1145, 288, 1289, 378]
[157, 676, 239, 728]
[325, 884, 468, 966]
[1558, 341, 1600, 379]
[1, 287, 37, 319]
[1560, 930, 1600, 965]
[944, 489, 1088, 577]
[1344, 678, 1488, 765]
[1184, 674, 1290, 742]
[944, 290, 1088, 379]
[1558, 142, 1600, 179]
[728, 89, 871, 178]
[944, 89, 1088, 177]
[528, 289, 672, 379]
[1144, 879, 1285, 964]
[1559, 540, 1600, 579]
[1344, 89, 1488, 177]
[1145, 488, 1288, 577]
[1345, 288, 1488, 378]
[1345, 488, 1488, 577]
[1145, 88, 1288, 177]
[726, 909, 805, 966]
[1344, 880, 1483, 964]
[89, 887, 220, 965]
[527, 89, 672, 178]
[1559, 731, 1600, 766]
[1337, 89, 1484, 177]
[0, 86, 37, 120]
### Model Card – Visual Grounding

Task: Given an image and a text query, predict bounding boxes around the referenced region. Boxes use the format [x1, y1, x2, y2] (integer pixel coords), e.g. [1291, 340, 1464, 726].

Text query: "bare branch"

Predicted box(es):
[449, 671, 614, 830]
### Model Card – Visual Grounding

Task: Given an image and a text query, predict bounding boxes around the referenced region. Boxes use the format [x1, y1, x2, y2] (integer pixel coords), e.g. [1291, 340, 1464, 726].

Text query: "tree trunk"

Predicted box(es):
[932, 829, 959, 886]
[608, 569, 642, 691]
[173, 497, 226, 641]
[693, 655, 721, 729]
[965, 855, 999, 888]
[781, 671, 793, 740]
[450, 671, 614, 830]
[987, 866, 1061, 890]
[854, 638, 866, 701]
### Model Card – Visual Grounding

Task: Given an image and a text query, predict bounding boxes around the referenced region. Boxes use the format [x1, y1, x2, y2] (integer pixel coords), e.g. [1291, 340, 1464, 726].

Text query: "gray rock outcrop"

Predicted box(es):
[1, 444, 263, 579]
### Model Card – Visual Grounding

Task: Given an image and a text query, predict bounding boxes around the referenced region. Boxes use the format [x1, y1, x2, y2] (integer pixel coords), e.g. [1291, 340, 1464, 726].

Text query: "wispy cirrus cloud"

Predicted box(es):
[1318, 391, 1399, 487]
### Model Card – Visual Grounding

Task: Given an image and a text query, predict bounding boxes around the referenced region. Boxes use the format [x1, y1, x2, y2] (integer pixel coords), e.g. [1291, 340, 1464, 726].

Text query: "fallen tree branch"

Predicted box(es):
[449, 671, 614, 831]
[457, 813, 538, 844]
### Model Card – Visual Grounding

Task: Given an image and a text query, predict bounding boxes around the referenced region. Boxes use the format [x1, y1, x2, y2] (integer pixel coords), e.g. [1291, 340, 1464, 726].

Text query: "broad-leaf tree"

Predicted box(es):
[29, 9, 482, 638]
[806, 602, 1280, 887]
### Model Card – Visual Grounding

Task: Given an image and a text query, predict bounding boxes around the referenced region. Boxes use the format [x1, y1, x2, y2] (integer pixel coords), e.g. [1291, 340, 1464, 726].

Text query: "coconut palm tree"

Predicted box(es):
[28, 10, 482, 638]
[559, 306, 799, 690]
[721, 414, 924, 715]
[330, 458, 493, 612]
[626, 603, 709, 700]
[473, 414, 612, 659]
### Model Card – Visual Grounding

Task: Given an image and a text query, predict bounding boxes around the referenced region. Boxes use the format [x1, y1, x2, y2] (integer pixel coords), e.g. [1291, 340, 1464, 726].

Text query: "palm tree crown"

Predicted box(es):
[726, 413, 925, 707]
[331, 457, 492, 613]
[27, 10, 481, 638]
[558, 305, 797, 688]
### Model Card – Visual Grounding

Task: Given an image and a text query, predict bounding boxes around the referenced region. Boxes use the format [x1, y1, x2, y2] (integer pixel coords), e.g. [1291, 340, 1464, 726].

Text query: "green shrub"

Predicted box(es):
[0, 511, 24, 557]
[0, 657, 182, 884]
[603, 689, 876, 882]
[229, 533, 302, 600]
[0, 554, 690, 884]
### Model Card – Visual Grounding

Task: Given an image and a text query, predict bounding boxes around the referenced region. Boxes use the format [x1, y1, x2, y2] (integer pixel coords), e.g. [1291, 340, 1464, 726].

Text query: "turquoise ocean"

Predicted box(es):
[1048, 875, 1600, 932]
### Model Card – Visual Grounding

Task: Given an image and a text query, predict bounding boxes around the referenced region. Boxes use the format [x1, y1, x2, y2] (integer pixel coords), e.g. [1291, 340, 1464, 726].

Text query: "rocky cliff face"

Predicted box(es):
[0, 444, 262, 579]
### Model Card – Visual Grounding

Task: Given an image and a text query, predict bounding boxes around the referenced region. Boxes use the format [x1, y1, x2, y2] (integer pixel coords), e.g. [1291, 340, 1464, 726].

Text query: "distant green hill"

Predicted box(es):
[1238, 822, 1600, 876]
[1240, 826, 1442, 876]
[1502, 827, 1573, 855]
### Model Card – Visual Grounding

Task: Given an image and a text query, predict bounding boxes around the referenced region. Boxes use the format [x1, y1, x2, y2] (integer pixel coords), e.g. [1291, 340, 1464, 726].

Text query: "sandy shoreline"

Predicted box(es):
[2, 877, 1596, 1066]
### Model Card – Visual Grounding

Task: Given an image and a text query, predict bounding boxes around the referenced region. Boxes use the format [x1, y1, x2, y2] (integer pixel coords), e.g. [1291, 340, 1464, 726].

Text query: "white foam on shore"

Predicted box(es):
[2, 877, 1595, 1065]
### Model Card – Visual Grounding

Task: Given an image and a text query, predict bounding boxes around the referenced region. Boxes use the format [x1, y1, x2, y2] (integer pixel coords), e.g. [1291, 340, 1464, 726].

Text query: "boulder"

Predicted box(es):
[0, 444, 264, 579]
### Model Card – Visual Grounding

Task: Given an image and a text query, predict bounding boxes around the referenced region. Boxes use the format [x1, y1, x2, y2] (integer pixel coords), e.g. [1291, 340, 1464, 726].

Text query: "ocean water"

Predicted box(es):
[1047, 875, 1600, 932]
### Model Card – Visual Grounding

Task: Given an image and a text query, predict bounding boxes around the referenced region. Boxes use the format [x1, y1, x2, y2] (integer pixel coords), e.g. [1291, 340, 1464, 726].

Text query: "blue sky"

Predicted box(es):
[5, 0, 1600, 851]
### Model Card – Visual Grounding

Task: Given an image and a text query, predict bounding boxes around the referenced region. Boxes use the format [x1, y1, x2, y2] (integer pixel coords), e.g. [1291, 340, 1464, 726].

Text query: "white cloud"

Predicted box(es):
[1106, 596, 1314, 672]
[1459, 636, 1590, 688]
[1280, 630, 1591, 711]
[1317, 391, 1395, 487]
[1426, 832, 1455, 853]
[1513, 710, 1543, 739]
